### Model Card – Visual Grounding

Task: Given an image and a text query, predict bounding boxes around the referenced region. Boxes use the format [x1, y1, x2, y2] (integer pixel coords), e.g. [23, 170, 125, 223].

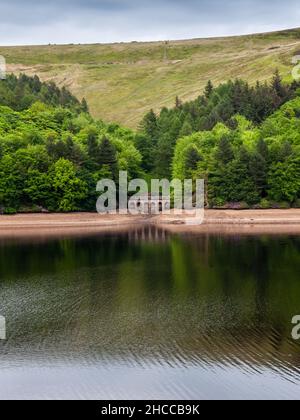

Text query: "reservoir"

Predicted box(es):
[0, 226, 299, 400]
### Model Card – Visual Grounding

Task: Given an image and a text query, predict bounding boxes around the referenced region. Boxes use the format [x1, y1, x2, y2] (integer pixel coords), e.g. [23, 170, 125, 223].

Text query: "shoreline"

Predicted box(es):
[0, 210, 300, 238]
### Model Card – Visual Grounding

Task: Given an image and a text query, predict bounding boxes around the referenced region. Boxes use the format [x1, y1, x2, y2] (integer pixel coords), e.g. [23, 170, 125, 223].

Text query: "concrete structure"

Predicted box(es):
[129, 194, 170, 215]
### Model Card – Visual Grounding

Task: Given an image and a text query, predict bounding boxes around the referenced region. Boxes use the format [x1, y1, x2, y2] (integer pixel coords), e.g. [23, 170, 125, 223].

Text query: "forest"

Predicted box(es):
[0, 75, 141, 213]
[0, 72, 300, 213]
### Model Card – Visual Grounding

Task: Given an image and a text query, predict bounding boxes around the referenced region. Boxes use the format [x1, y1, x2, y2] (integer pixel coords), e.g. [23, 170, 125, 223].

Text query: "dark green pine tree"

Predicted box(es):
[179, 117, 193, 137]
[226, 147, 260, 205]
[250, 152, 268, 197]
[278, 140, 293, 161]
[256, 138, 269, 161]
[137, 109, 159, 173]
[204, 80, 214, 99]
[215, 136, 234, 165]
[272, 70, 285, 99]
[81, 98, 89, 113]
[185, 146, 201, 177]
[66, 136, 83, 165]
[98, 137, 118, 179]
[98, 137, 117, 164]
[87, 131, 99, 168]
[139, 109, 158, 141]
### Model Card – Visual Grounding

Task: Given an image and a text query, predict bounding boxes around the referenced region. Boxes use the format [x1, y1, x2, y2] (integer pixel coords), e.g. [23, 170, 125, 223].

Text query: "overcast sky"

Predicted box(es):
[0, 0, 299, 46]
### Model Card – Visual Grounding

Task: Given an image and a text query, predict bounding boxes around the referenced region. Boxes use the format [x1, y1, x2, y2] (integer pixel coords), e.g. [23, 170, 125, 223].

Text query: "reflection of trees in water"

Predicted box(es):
[1, 231, 300, 371]
[0, 226, 171, 281]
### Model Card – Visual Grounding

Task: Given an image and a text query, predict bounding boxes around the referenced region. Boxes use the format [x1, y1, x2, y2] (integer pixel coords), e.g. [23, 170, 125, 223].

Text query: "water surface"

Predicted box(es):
[0, 227, 300, 400]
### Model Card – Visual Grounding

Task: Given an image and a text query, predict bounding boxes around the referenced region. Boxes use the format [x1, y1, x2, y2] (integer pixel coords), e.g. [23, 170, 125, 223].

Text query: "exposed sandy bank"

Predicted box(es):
[0, 210, 299, 238]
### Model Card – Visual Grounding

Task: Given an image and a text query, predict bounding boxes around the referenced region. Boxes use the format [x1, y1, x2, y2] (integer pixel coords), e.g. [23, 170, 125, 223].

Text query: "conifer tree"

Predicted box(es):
[179, 119, 193, 138]
[204, 80, 214, 99]
[81, 98, 89, 113]
[257, 138, 269, 161]
[98, 137, 118, 179]
[98, 137, 117, 165]
[185, 146, 201, 177]
[87, 132, 99, 159]
[272, 70, 285, 98]
[250, 152, 268, 197]
[139, 109, 158, 141]
[216, 136, 234, 165]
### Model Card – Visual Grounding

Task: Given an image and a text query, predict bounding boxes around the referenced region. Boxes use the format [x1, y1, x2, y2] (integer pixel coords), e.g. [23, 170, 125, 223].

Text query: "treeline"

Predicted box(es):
[137, 72, 300, 178]
[0, 74, 88, 113]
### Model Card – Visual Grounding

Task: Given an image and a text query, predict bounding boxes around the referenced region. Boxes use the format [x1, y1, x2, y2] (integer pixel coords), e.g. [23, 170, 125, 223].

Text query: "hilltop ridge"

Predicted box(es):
[1, 27, 300, 127]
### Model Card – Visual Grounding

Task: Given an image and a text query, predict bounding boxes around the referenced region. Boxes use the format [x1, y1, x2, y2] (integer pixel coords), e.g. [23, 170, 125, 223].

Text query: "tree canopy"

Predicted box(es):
[137, 74, 300, 178]
[172, 98, 300, 208]
[0, 77, 142, 213]
[0, 73, 299, 213]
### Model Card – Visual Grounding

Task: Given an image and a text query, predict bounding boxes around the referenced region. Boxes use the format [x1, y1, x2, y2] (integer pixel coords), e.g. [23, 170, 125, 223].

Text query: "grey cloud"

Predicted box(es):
[0, 0, 299, 45]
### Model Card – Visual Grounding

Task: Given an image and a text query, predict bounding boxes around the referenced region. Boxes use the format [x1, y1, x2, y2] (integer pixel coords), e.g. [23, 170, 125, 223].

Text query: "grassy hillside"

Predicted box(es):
[1, 28, 300, 127]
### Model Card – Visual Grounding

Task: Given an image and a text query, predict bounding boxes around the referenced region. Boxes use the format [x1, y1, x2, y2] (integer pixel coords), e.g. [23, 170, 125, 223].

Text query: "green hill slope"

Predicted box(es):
[1, 28, 300, 127]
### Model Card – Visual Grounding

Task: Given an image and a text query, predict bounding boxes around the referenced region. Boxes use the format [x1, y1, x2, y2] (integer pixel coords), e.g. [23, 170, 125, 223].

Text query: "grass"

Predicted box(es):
[1, 28, 300, 127]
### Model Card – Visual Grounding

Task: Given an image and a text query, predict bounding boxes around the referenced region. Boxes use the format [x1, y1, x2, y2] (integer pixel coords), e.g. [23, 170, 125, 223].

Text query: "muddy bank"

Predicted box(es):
[0, 210, 299, 239]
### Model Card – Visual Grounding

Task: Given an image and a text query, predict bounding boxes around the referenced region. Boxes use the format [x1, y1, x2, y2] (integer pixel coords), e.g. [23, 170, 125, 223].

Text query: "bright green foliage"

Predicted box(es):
[0, 154, 23, 211]
[1, 73, 300, 213]
[137, 74, 300, 178]
[268, 157, 300, 203]
[49, 158, 87, 212]
[173, 97, 300, 207]
[0, 92, 141, 213]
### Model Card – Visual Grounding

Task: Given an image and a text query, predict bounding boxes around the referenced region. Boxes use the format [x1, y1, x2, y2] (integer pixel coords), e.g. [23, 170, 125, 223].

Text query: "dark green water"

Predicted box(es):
[0, 226, 300, 400]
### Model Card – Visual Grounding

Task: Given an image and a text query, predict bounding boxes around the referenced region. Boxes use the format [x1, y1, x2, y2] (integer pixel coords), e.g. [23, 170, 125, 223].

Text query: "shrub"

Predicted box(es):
[259, 199, 271, 209]
[292, 199, 300, 208]
[4, 207, 17, 214]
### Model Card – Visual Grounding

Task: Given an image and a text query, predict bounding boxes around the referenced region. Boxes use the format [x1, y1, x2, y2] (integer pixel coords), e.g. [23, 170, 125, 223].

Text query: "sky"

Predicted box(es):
[0, 0, 299, 46]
